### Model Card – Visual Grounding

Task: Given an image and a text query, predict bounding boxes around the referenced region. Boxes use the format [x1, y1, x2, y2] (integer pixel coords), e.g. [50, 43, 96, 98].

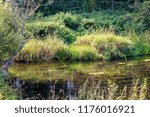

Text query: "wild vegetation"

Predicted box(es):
[77, 78, 148, 100]
[0, 72, 19, 100]
[0, 0, 150, 100]
[0, 0, 150, 63]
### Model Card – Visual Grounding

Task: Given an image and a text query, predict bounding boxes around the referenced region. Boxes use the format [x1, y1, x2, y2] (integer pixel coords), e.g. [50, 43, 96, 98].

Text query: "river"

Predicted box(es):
[8, 56, 150, 100]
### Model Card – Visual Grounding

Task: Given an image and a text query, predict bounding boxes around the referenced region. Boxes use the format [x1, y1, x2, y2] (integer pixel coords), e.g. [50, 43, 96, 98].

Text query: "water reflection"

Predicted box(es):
[8, 56, 150, 100]
[8, 78, 75, 100]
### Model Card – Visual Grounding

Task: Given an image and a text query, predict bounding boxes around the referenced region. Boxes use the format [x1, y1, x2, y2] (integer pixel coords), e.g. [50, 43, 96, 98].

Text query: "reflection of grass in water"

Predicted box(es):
[8, 62, 71, 81]
[9, 56, 150, 82]
[68, 61, 132, 79]
[77, 78, 148, 100]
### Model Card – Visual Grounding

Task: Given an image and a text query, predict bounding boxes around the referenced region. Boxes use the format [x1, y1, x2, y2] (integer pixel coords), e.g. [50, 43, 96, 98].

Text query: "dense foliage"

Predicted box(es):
[0, 0, 149, 100]
[0, 3, 22, 63]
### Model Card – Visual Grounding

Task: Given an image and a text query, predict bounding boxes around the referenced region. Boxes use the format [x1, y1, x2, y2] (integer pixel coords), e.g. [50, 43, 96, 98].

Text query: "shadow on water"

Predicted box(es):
[7, 56, 150, 100]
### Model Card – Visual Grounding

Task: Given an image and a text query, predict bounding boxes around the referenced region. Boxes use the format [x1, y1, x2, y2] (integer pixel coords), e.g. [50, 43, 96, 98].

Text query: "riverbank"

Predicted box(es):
[7, 56, 150, 100]
[14, 11, 150, 63]
[14, 32, 150, 63]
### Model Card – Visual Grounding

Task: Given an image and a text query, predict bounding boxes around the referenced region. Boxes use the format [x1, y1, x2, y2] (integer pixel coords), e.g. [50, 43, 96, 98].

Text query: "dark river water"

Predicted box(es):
[8, 56, 150, 100]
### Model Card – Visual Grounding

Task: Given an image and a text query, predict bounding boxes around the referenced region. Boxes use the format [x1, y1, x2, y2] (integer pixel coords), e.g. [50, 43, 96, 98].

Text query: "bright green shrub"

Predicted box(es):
[55, 12, 82, 30]
[55, 12, 96, 33]
[55, 45, 99, 61]
[55, 47, 72, 61]
[75, 33, 134, 60]
[130, 32, 150, 56]
[81, 11, 118, 30]
[26, 22, 76, 44]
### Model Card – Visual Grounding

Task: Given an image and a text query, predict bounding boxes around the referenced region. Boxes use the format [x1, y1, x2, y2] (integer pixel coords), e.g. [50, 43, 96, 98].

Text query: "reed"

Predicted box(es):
[76, 78, 148, 100]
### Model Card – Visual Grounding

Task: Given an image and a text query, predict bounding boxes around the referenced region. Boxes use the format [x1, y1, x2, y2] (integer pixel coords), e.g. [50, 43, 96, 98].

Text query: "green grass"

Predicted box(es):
[14, 11, 150, 62]
[75, 33, 133, 60]
[15, 36, 67, 62]
[0, 71, 19, 100]
[15, 31, 150, 62]
[55, 45, 99, 61]
[130, 32, 150, 56]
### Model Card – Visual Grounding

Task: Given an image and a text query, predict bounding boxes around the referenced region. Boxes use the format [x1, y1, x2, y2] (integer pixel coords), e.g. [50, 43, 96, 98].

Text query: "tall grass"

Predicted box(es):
[55, 45, 99, 61]
[15, 31, 150, 62]
[15, 36, 66, 62]
[75, 33, 133, 60]
[129, 32, 150, 56]
[77, 78, 148, 100]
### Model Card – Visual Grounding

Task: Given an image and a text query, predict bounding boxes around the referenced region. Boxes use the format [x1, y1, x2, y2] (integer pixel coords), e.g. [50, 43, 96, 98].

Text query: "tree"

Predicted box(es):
[1, 0, 53, 72]
[0, 3, 22, 64]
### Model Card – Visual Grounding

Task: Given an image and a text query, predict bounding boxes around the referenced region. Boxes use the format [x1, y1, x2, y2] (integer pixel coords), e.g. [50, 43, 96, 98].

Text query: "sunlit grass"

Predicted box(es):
[76, 78, 148, 100]
[75, 33, 133, 60]
[15, 36, 66, 62]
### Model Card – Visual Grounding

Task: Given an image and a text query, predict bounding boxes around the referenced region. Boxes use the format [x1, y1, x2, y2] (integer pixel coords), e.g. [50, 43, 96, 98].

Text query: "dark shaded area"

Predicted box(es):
[38, 0, 146, 15]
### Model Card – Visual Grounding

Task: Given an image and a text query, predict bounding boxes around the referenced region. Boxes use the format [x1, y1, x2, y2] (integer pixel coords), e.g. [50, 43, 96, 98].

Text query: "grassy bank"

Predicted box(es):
[15, 32, 150, 62]
[0, 71, 20, 100]
[13, 11, 150, 62]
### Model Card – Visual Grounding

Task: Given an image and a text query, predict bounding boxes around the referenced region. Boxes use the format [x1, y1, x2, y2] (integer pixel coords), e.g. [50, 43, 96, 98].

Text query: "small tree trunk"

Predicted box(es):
[21, 21, 26, 36]
[1, 37, 32, 73]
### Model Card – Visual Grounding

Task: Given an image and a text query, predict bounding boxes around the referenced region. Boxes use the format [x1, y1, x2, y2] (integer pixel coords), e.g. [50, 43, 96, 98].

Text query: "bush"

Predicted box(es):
[15, 36, 66, 62]
[75, 33, 134, 60]
[55, 12, 82, 30]
[26, 21, 76, 44]
[83, 0, 96, 12]
[136, 1, 150, 31]
[55, 45, 99, 61]
[130, 32, 150, 56]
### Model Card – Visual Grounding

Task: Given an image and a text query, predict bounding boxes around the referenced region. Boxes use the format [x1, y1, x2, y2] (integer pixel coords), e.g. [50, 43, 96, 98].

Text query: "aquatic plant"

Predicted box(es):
[77, 78, 148, 100]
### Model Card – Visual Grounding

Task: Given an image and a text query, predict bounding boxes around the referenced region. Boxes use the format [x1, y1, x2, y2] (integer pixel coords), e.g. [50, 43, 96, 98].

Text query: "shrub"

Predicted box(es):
[69, 45, 99, 61]
[75, 33, 133, 60]
[130, 32, 150, 56]
[55, 45, 99, 61]
[83, 0, 96, 12]
[135, 1, 150, 31]
[15, 36, 66, 62]
[54, 12, 82, 30]
[55, 12, 96, 33]
[26, 22, 76, 44]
